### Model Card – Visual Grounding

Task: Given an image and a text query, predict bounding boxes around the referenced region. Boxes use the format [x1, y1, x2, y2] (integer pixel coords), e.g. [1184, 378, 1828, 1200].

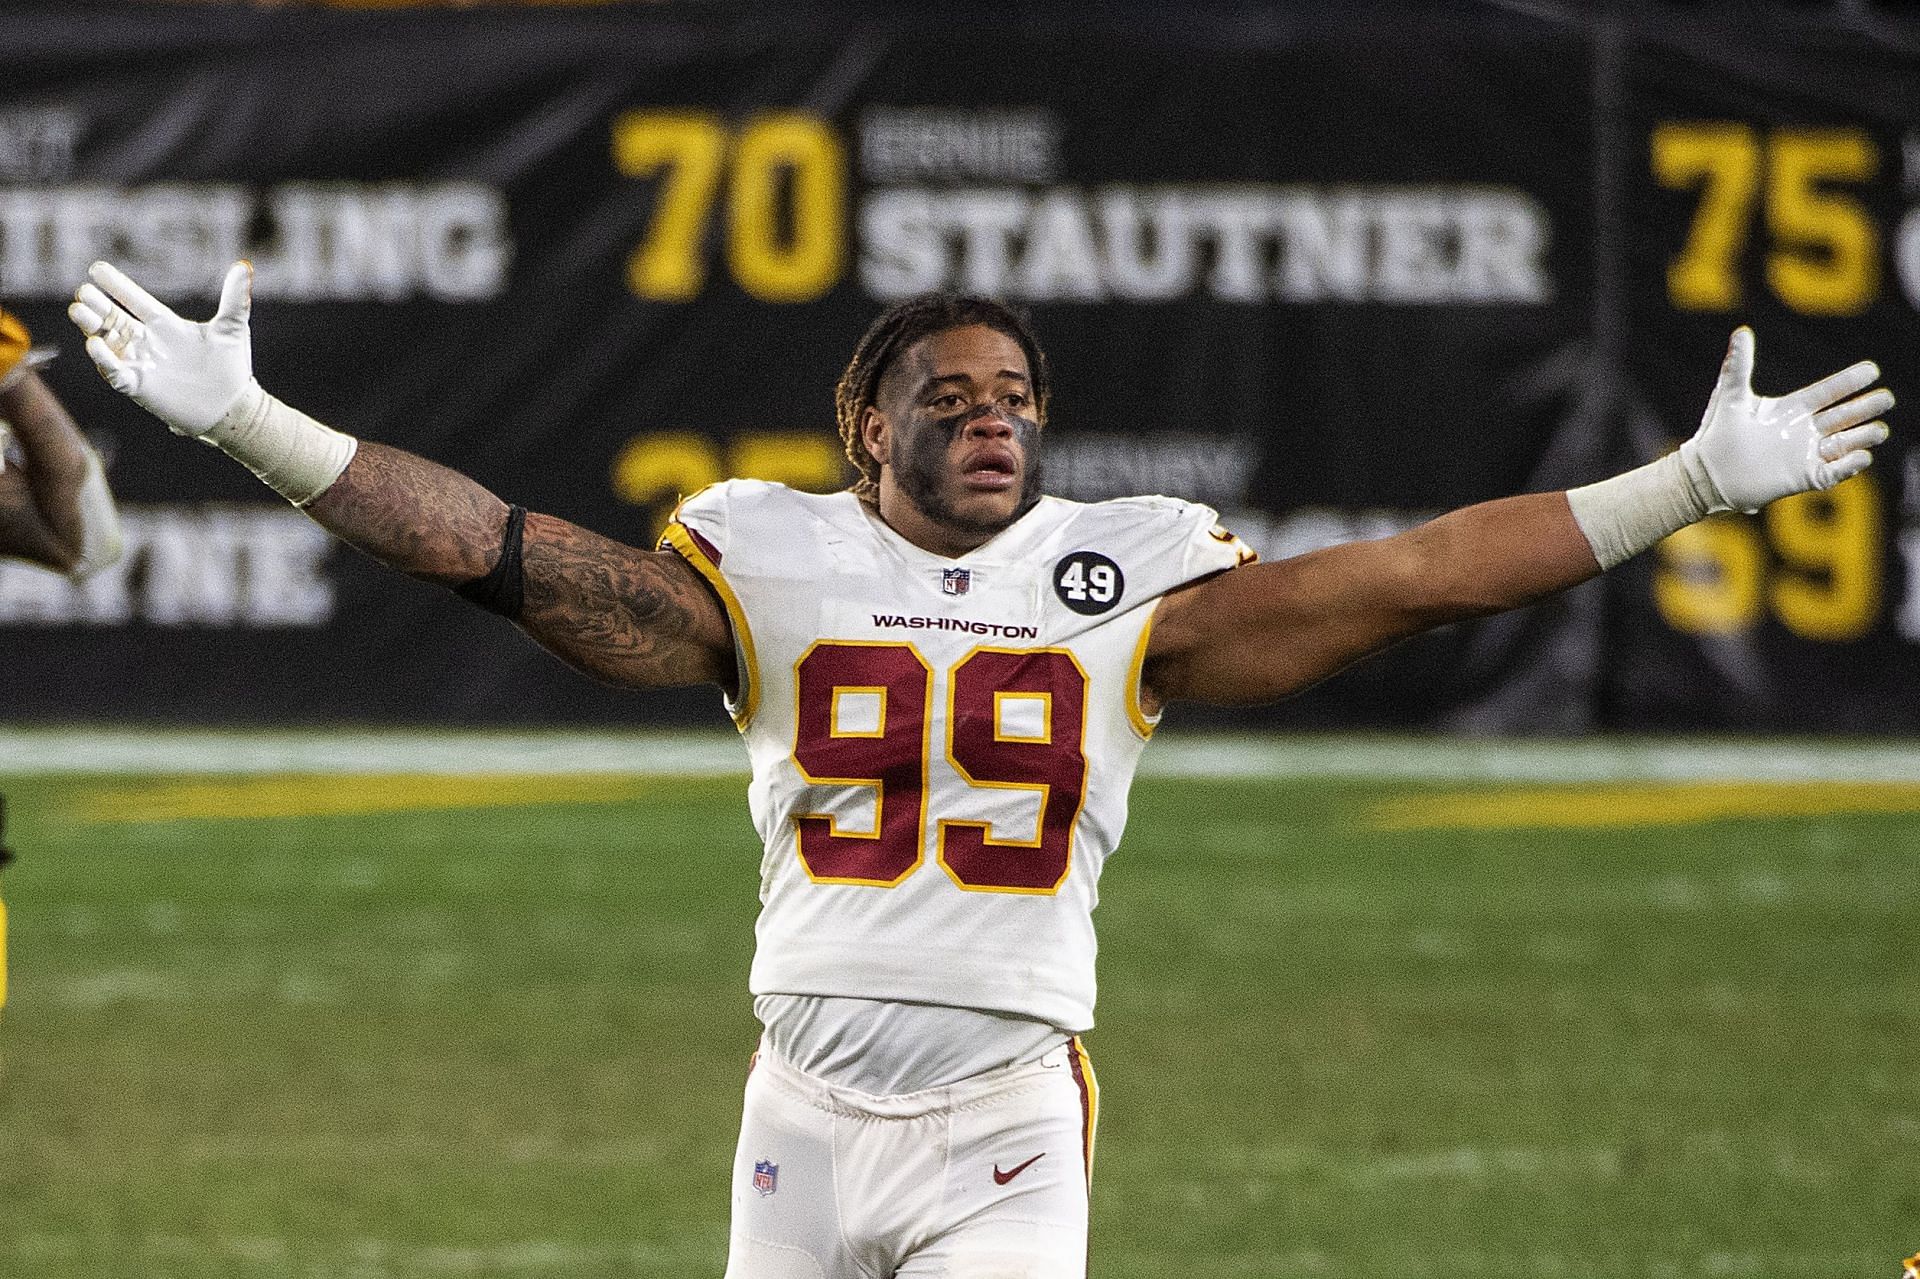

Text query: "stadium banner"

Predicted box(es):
[0, 5, 1908, 732]
[1604, 11, 1920, 731]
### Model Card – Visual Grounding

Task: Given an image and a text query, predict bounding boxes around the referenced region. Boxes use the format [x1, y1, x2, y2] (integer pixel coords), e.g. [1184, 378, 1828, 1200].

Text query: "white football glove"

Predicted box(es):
[68, 261, 357, 506]
[68, 260, 255, 436]
[1678, 326, 1893, 514]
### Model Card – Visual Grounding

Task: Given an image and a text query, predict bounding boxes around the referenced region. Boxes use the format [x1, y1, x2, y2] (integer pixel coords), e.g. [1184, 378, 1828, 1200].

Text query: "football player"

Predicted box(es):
[0, 302, 122, 1015]
[69, 260, 1892, 1277]
[0, 303, 121, 580]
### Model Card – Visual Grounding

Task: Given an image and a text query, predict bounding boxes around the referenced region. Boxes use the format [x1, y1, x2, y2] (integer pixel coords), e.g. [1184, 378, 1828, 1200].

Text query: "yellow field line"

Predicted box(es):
[72, 774, 672, 823]
[60, 772, 1920, 829]
[1368, 781, 1920, 831]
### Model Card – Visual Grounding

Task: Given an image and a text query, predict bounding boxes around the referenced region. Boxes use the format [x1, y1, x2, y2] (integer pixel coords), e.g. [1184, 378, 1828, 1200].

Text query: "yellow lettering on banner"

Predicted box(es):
[613, 110, 846, 303]
[1654, 476, 1885, 642]
[1653, 516, 1764, 635]
[1653, 122, 1760, 311]
[1653, 121, 1882, 315]
[1767, 475, 1881, 642]
[611, 430, 849, 534]
[729, 115, 846, 303]
[611, 431, 725, 510]
[613, 111, 730, 302]
[1766, 129, 1879, 317]
[728, 432, 846, 494]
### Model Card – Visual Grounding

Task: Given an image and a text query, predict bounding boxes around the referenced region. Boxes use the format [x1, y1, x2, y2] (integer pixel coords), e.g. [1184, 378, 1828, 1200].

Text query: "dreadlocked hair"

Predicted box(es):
[834, 294, 1051, 501]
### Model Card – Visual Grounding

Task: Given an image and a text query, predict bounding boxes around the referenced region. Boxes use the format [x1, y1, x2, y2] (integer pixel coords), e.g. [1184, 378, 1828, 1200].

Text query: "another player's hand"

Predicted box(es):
[68, 261, 254, 437]
[1679, 326, 1893, 513]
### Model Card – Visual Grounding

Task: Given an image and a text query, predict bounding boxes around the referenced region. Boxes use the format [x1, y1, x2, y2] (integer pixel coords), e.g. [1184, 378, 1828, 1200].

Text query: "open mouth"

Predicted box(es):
[960, 450, 1019, 491]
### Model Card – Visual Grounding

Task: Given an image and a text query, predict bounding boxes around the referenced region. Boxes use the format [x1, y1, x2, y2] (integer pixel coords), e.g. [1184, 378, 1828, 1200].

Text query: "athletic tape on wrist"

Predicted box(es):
[1675, 437, 1737, 514]
[203, 382, 358, 507]
[66, 446, 124, 581]
[455, 504, 527, 619]
[1564, 451, 1710, 570]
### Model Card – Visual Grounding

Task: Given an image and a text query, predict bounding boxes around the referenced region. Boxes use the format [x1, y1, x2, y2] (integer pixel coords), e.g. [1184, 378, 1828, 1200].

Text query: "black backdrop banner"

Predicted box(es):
[0, 4, 1912, 731]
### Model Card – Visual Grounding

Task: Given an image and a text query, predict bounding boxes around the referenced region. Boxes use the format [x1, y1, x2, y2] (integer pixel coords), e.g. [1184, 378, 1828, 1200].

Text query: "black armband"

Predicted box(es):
[455, 504, 527, 619]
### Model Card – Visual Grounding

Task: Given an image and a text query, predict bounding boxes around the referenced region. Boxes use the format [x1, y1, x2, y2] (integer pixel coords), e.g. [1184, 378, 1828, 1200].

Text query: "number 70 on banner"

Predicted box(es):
[611, 110, 848, 303]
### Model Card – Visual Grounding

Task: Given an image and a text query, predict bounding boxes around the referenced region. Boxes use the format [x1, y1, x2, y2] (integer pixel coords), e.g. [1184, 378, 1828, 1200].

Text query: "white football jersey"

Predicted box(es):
[661, 482, 1253, 1033]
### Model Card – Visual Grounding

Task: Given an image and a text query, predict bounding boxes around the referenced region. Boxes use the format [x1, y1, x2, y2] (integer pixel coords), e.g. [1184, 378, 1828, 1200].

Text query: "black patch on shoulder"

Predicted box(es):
[1053, 551, 1125, 615]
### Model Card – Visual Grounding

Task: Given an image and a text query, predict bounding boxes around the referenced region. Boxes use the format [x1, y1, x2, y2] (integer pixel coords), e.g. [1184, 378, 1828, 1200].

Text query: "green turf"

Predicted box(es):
[1, 771, 1914, 1277]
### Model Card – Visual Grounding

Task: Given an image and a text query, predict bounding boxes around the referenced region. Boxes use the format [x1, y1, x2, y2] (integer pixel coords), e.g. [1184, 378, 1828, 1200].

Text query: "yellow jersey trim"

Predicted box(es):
[1125, 599, 1162, 741]
[1071, 1035, 1100, 1183]
[659, 520, 761, 730]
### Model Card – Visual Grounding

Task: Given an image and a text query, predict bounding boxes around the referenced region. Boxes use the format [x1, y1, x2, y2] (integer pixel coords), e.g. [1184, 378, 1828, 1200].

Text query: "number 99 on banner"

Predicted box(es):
[1653, 475, 1885, 642]
[612, 110, 846, 303]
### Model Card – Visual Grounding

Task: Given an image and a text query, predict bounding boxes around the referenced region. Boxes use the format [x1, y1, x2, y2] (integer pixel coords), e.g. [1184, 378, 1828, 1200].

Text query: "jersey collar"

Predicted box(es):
[854, 493, 1069, 568]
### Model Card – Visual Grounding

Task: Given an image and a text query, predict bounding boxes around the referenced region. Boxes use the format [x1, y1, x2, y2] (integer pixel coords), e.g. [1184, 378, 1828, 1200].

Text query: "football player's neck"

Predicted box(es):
[875, 477, 1003, 559]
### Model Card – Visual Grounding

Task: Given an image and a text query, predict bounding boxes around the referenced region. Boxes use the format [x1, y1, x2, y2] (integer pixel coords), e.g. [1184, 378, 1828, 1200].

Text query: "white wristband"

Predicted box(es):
[201, 381, 358, 507]
[68, 445, 124, 580]
[1565, 451, 1712, 570]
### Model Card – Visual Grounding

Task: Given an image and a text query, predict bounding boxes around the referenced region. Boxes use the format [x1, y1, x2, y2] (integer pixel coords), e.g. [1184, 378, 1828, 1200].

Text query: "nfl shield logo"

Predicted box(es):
[942, 568, 971, 596]
[752, 1160, 779, 1196]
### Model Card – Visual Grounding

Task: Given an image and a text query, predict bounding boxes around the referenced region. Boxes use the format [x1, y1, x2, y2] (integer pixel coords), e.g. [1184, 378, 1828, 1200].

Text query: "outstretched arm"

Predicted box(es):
[1146, 490, 1594, 706]
[69, 259, 732, 692]
[307, 443, 732, 689]
[1146, 327, 1893, 708]
[0, 308, 122, 577]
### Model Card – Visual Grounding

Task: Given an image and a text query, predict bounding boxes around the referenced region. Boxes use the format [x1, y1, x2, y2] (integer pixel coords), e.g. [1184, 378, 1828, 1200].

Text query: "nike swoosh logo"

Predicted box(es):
[993, 1153, 1045, 1185]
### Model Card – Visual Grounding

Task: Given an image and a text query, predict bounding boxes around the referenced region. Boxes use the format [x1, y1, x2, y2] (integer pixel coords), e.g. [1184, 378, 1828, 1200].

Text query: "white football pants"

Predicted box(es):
[723, 1037, 1099, 1279]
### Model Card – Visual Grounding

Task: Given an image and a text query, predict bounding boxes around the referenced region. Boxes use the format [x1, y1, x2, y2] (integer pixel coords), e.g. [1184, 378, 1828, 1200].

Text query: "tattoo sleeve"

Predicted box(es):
[304, 442, 732, 690]
[518, 513, 734, 691]
[304, 441, 506, 583]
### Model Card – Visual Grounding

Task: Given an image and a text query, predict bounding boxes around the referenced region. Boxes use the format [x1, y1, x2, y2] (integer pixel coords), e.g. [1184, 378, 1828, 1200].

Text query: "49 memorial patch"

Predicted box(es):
[1053, 551, 1124, 615]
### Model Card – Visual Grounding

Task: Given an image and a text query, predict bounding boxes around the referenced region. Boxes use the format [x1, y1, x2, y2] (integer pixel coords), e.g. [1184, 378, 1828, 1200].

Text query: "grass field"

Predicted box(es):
[1, 731, 1915, 1278]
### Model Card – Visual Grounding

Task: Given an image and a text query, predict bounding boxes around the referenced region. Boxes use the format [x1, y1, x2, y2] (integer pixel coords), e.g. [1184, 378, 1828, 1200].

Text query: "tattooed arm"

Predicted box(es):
[306, 443, 735, 692]
[65, 260, 734, 691]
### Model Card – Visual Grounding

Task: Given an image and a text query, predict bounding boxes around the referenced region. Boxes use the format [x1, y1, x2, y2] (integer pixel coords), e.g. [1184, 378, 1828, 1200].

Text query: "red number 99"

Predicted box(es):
[792, 642, 1089, 895]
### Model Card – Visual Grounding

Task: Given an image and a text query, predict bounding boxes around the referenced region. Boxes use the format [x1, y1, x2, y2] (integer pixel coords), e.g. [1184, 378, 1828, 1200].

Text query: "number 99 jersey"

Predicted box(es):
[660, 481, 1255, 1033]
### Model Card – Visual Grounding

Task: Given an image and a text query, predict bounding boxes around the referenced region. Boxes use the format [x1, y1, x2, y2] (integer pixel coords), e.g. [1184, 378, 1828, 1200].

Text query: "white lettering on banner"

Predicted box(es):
[0, 182, 511, 302]
[859, 108, 1061, 183]
[859, 184, 1552, 305]
[1900, 455, 1920, 643]
[0, 107, 83, 181]
[1895, 206, 1920, 313]
[1903, 130, 1920, 197]
[1899, 528, 1920, 642]
[1047, 435, 1258, 506]
[0, 506, 336, 627]
[1099, 188, 1196, 300]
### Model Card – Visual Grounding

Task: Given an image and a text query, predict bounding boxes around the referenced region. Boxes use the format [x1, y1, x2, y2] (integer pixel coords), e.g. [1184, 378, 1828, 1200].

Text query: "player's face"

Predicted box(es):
[870, 324, 1044, 547]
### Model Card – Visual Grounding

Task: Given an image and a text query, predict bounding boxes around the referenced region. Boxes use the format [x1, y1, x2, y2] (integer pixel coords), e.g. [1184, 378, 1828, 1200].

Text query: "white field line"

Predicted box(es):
[1, 727, 1918, 782]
